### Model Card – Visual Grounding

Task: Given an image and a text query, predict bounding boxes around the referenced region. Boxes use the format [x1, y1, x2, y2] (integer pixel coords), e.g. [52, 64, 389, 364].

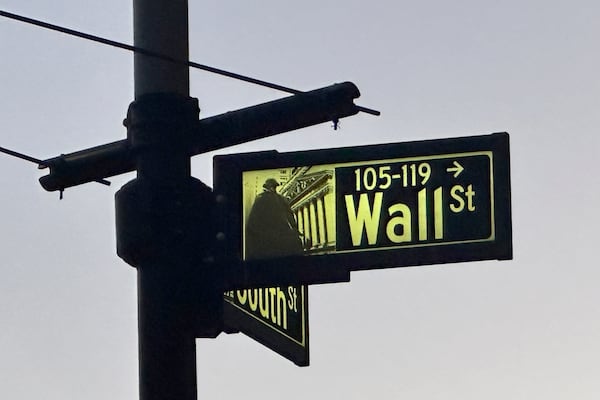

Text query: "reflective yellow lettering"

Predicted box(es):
[248, 289, 258, 312]
[434, 187, 443, 239]
[386, 203, 412, 243]
[269, 288, 277, 323]
[236, 290, 247, 305]
[418, 188, 427, 241]
[466, 184, 476, 211]
[345, 192, 383, 246]
[288, 286, 298, 312]
[450, 185, 465, 213]
[450, 185, 475, 213]
[276, 288, 287, 329]
[259, 289, 269, 319]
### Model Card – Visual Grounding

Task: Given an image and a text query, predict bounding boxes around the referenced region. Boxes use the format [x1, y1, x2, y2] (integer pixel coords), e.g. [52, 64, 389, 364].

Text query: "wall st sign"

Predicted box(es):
[215, 132, 511, 271]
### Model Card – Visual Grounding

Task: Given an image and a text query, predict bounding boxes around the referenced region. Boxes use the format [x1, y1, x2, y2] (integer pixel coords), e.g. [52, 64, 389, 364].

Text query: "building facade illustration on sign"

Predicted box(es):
[242, 167, 336, 258]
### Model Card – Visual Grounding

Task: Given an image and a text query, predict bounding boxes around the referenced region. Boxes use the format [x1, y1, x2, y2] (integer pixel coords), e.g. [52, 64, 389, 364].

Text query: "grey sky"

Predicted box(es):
[1, 1, 599, 399]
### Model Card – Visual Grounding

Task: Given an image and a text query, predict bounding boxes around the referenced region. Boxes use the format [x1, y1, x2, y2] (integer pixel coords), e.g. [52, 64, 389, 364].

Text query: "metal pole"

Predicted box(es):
[133, 0, 189, 97]
[133, 0, 195, 397]
[116, 2, 222, 400]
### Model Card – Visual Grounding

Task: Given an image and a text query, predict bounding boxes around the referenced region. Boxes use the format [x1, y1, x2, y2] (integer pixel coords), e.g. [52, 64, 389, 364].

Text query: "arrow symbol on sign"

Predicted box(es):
[447, 161, 464, 178]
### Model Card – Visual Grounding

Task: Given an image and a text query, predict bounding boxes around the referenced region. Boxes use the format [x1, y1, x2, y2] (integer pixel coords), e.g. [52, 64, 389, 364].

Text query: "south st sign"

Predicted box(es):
[223, 285, 308, 366]
[214, 132, 512, 365]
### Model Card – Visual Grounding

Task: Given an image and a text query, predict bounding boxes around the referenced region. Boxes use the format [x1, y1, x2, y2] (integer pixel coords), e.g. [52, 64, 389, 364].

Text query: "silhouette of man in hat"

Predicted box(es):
[245, 178, 304, 260]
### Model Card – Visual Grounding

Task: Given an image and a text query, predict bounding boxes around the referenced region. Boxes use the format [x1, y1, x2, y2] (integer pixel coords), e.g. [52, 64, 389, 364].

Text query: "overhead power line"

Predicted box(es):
[0, 10, 380, 115]
[0, 145, 46, 166]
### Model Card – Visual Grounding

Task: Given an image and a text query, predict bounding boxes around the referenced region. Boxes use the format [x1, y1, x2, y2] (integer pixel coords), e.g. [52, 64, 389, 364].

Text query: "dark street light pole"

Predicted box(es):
[116, 2, 221, 400]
